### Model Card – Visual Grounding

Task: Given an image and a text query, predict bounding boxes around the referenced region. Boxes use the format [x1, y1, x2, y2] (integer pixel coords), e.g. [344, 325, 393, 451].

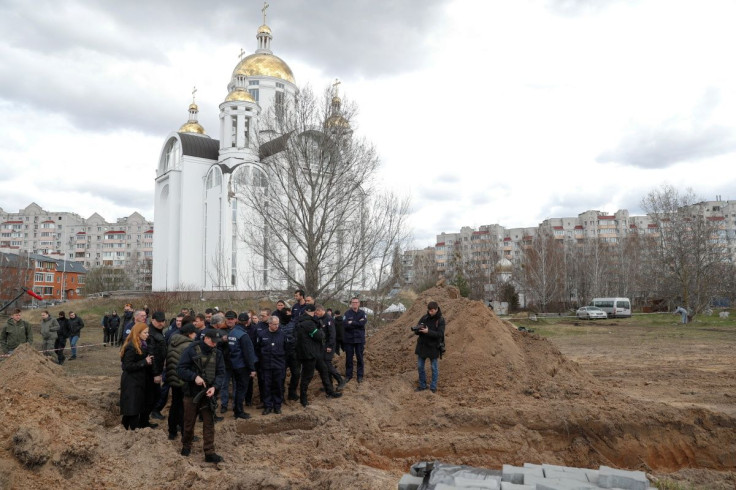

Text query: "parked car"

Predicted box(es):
[576, 306, 607, 320]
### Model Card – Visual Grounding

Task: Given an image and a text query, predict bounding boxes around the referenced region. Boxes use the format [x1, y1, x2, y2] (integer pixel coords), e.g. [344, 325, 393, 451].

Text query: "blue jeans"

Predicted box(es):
[220, 369, 232, 408]
[417, 356, 438, 390]
[70, 335, 79, 357]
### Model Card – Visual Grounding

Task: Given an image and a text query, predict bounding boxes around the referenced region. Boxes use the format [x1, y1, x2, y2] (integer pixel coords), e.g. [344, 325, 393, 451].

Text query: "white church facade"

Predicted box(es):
[152, 16, 304, 292]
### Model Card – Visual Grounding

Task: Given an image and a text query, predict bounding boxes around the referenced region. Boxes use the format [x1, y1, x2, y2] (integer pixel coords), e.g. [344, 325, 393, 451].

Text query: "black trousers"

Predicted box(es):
[299, 357, 334, 401]
[54, 337, 66, 363]
[167, 386, 184, 435]
[324, 352, 342, 385]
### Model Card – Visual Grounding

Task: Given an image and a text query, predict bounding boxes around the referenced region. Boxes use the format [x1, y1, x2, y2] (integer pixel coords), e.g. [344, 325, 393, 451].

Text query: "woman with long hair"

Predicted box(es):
[120, 323, 153, 430]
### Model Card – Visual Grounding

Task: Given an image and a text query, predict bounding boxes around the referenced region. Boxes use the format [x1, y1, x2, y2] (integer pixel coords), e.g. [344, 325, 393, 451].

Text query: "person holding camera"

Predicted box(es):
[413, 301, 445, 394]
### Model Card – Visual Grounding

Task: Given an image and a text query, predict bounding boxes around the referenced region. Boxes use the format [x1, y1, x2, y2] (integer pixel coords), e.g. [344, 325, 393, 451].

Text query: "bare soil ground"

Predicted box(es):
[1, 287, 734, 489]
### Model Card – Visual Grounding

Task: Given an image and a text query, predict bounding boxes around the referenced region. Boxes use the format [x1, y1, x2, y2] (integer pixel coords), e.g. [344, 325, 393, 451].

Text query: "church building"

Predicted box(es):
[153, 11, 322, 292]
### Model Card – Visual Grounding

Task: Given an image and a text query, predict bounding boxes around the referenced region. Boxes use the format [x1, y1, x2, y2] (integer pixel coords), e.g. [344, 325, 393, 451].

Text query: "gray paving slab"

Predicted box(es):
[597, 466, 649, 490]
[398, 473, 424, 490]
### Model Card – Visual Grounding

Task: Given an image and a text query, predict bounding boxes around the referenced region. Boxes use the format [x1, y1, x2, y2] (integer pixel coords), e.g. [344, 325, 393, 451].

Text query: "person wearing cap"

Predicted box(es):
[315, 305, 345, 390]
[165, 323, 198, 440]
[343, 297, 367, 383]
[256, 316, 287, 414]
[295, 304, 342, 407]
[142, 311, 168, 426]
[226, 310, 256, 419]
[414, 301, 445, 393]
[177, 328, 226, 463]
[245, 311, 267, 407]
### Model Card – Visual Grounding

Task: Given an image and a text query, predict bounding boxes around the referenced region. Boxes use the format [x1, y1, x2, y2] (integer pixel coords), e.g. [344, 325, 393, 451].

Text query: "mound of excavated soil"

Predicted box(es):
[0, 286, 734, 489]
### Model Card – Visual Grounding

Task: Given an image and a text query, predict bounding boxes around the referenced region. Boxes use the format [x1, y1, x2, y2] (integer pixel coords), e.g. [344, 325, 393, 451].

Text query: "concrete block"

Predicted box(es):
[453, 476, 500, 489]
[500, 483, 533, 490]
[500, 483, 535, 490]
[502, 464, 544, 484]
[410, 461, 432, 477]
[522, 463, 543, 469]
[543, 469, 588, 483]
[525, 475, 595, 490]
[398, 473, 424, 490]
[597, 466, 649, 490]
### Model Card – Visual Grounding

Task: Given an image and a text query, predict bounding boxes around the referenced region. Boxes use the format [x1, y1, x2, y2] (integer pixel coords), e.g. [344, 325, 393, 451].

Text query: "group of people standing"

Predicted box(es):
[116, 290, 382, 463]
[1, 308, 84, 363]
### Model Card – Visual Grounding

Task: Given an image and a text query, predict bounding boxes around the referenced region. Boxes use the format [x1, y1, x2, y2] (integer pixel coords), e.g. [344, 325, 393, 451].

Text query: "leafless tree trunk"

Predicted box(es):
[521, 231, 563, 311]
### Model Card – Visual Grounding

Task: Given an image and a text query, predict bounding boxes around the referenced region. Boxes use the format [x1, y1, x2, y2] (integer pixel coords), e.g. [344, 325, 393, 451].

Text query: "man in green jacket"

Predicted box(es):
[2, 308, 33, 354]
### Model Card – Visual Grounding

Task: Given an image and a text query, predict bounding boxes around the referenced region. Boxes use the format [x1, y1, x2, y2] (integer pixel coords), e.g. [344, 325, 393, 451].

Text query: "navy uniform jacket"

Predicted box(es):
[343, 308, 367, 344]
[256, 327, 287, 371]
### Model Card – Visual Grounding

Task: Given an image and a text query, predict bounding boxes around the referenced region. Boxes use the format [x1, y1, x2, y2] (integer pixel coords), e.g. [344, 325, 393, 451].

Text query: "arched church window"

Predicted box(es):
[233, 164, 267, 192]
[206, 167, 222, 190]
[159, 138, 181, 173]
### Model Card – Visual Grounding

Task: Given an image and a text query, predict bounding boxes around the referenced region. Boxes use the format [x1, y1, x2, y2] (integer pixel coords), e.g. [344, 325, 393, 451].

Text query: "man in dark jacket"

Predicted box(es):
[316, 305, 345, 390]
[142, 311, 167, 427]
[107, 311, 121, 346]
[414, 301, 446, 393]
[247, 311, 268, 407]
[166, 323, 197, 440]
[227, 311, 257, 419]
[66, 311, 84, 360]
[282, 289, 307, 401]
[295, 304, 342, 407]
[178, 329, 226, 463]
[55, 311, 70, 364]
[120, 304, 135, 346]
[255, 316, 288, 414]
[342, 298, 367, 383]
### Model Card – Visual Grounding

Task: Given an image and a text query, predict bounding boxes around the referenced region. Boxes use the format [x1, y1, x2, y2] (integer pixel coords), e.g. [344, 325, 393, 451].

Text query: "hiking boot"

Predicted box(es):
[287, 393, 299, 401]
[234, 413, 251, 420]
[430, 388, 437, 393]
[326, 391, 343, 399]
[274, 407, 282, 414]
[357, 377, 363, 383]
[415, 387, 427, 392]
[180, 447, 191, 457]
[213, 415, 224, 423]
[219, 405, 228, 414]
[204, 453, 223, 463]
[336, 377, 346, 391]
[168, 432, 178, 441]
[262, 407, 273, 415]
[151, 411, 165, 420]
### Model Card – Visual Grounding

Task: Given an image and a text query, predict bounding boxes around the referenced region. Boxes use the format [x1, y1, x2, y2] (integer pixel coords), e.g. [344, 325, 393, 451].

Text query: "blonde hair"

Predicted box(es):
[119, 322, 148, 358]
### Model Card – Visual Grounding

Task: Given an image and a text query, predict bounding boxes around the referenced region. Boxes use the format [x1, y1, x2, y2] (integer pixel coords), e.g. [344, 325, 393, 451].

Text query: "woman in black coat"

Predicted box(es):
[120, 322, 153, 430]
[414, 301, 445, 393]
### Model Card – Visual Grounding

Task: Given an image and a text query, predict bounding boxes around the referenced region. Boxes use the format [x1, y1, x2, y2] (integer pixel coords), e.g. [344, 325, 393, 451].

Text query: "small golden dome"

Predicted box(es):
[233, 53, 295, 84]
[325, 114, 350, 129]
[257, 24, 272, 35]
[332, 95, 341, 105]
[179, 122, 206, 134]
[189, 103, 198, 111]
[225, 88, 256, 103]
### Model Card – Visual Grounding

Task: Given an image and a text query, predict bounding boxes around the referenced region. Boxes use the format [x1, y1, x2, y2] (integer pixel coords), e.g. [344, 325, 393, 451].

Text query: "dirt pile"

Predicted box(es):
[0, 286, 734, 489]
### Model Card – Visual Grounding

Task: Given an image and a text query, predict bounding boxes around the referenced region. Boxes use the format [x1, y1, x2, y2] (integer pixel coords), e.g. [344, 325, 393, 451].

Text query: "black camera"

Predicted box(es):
[411, 324, 425, 333]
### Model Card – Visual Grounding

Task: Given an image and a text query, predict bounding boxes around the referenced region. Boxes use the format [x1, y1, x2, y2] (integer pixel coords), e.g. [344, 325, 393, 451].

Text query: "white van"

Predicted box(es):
[590, 297, 632, 318]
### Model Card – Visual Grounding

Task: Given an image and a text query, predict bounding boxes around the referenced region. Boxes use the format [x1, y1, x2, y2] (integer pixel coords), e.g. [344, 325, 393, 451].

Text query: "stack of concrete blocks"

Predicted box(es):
[398, 462, 654, 490]
[499, 463, 654, 490]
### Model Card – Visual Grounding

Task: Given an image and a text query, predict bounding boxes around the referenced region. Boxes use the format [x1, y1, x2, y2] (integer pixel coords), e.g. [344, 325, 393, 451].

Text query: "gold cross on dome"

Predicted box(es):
[238, 48, 245, 60]
[262, 2, 269, 24]
[332, 78, 341, 96]
[192, 86, 197, 104]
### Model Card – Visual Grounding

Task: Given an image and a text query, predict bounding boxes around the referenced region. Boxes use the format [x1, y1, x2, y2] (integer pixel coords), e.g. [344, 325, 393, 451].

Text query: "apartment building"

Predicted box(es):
[0, 203, 153, 290]
[403, 200, 736, 287]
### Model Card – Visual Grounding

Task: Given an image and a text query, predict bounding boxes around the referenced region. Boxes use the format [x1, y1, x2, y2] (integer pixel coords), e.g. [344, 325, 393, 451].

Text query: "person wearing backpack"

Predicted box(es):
[414, 301, 445, 394]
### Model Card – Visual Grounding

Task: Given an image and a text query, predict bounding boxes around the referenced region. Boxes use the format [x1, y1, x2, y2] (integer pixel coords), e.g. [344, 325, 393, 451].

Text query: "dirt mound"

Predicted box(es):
[368, 285, 599, 401]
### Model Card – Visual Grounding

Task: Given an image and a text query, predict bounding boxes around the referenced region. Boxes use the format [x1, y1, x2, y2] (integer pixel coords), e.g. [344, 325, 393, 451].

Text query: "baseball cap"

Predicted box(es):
[238, 312, 249, 322]
[304, 304, 316, 312]
[225, 310, 237, 319]
[152, 311, 166, 322]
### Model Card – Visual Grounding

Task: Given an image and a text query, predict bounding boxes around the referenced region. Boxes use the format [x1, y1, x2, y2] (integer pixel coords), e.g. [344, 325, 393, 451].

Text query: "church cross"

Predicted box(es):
[332, 78, 341, 96]
[238, 48, 245, 60]
[262, 2, 269, 24]
[192, 86, 197, 104]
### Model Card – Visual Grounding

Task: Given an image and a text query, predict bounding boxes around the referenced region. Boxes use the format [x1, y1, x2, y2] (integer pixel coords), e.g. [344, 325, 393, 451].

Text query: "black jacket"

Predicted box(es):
[178, 340, 225, 397]
[147, 326, 167, 376]
[67, 316, 85, 336]
[57, 317, 70, 339]
[334, 315, 344, 344]
[295, 314, 324, 361]
[317, 314, 336, 352]
[120, 345, 149, 416]
[415, 308, 446, 360]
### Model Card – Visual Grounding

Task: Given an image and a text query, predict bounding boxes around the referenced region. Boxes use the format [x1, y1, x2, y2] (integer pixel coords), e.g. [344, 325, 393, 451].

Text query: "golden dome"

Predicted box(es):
[233, 53, 295, 84]
[225, 88, 256, 103]
[189, 103, 198, 111]
[179, 121, 206, 134]
[257, 24, 272, 35]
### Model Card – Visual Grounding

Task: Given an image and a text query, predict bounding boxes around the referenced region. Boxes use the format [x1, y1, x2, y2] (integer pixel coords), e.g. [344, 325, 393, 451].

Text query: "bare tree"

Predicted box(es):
[521, 231, 564, 311]
[641, 185, 729, 317]
[236, 85, 411, 299]
[82, 266, 132, 294]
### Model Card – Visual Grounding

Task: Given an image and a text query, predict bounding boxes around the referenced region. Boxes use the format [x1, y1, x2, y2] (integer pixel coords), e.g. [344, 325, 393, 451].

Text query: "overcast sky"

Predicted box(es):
[1, 0, 734, 247]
